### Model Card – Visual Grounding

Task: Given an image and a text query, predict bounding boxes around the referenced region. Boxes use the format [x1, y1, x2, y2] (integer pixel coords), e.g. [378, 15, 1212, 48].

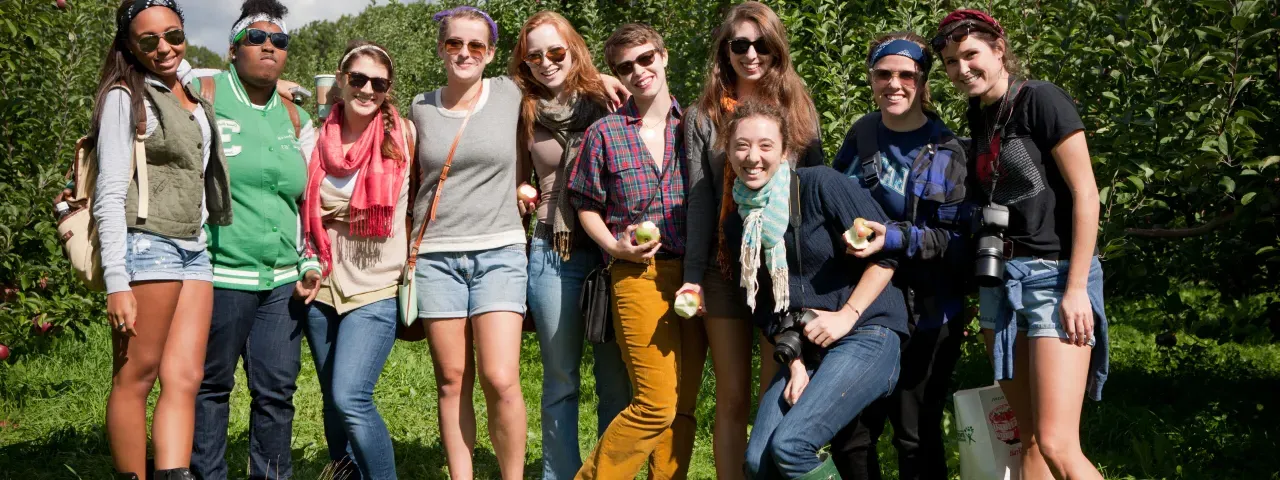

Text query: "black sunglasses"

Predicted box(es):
[241, 28, 290, 50]
[728, 37, 770, 56]
[346, 72, 391, 93]
[930, 21, 997, 52]
[524, 46, 568, 66]
[136, 29, 185, 53]
[611, 49, 659, 76]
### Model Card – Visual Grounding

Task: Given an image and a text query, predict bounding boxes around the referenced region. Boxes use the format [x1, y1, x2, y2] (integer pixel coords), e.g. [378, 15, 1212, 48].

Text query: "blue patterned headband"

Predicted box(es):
[433, 6, 498, 44]
[118, 0, 184, 35]
[868, 38, 931, 73]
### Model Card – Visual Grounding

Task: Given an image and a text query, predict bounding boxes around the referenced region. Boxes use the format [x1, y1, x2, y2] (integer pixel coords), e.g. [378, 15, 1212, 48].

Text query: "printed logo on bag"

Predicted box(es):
[987, 402, 1021, 445]
[956, 425, 976, 444]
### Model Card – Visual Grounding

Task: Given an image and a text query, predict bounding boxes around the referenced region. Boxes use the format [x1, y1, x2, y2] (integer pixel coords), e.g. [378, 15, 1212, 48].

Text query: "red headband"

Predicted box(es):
[937, 9, 1006, 38]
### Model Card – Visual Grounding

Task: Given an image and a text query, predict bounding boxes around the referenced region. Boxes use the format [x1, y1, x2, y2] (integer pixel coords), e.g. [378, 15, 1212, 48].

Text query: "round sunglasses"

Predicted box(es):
[611, 48, 659, 76]
[346, 71, 391, 93]
[443, 38, 489, 58]
[524, 46, 568, 66]
[136, 29, 185, 54]
[728, 37, 771, 56]
[238, 28, 290, 50]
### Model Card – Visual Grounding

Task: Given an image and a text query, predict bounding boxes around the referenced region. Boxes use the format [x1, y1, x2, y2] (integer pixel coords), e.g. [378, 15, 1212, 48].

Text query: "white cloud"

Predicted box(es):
[183, 0, 423, 52]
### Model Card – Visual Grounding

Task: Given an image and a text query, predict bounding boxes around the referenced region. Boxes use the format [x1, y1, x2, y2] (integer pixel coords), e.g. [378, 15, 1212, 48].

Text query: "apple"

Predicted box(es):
[517, 184, 539, 204]
[0, 344, 9, 361]
[844, 218, 873, 250]
[674, 290, 701, 319]
[32, 314, 52, 336]
[56, 0, 67, 9]
[633, 221, 660, 244]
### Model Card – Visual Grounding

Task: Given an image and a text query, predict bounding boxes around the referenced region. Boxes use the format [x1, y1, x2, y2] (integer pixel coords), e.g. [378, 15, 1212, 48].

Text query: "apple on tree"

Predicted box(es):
[843, 218, 874, 250]
[633, 221, 660, 244]
[0, 344, 9, 361]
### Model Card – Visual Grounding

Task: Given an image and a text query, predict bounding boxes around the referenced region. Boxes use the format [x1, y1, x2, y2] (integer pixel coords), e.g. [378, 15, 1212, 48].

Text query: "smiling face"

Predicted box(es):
[339, 56, 389, 118]
[941, 35, 1005, 98]
[439, 18, 495, 84]
[728, 20, 772, 83]
[611, 43, 668, 100]
[871, 55, 921, 118]
[523, 24, 572, 95]
[729, 115, 786, 190]
[232, 21, 287, 89]
[128, 7, 185, 78]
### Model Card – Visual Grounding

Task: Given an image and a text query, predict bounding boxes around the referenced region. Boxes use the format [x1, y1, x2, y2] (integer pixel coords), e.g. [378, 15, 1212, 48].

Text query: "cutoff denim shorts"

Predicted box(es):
[124, 230, 213, 283]
[978, 257, 1096, 346]
[415, 244, 528, 319]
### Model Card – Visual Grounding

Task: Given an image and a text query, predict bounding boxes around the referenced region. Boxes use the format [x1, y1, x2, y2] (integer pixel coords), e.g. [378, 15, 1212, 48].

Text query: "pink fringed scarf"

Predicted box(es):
[304, 102, 407, 274]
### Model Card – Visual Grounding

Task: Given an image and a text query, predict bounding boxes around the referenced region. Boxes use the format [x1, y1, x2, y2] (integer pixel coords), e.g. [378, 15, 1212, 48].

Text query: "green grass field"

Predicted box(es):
[2, 300, 1278, 479]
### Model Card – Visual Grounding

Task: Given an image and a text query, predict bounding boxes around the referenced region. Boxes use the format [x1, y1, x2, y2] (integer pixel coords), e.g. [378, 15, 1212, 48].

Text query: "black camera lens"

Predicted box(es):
[773, 330, 803, 365]
[973, 235, 1006, 288]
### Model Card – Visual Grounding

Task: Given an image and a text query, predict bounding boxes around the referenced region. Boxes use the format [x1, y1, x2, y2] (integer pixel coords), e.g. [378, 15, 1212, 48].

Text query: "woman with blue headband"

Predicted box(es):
[827, 32, 972, 480]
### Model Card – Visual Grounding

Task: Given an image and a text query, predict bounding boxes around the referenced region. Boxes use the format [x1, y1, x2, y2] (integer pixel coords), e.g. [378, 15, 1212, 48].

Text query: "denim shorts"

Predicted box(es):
[978, 257, 1095, 346]
[125, 230, 213, 283]
[415, 244, 528, 319]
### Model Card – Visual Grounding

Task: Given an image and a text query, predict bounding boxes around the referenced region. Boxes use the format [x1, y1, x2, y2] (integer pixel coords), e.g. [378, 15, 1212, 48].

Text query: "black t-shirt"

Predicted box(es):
[967, 80, 1086, 259]
[722, 167, 909, 339]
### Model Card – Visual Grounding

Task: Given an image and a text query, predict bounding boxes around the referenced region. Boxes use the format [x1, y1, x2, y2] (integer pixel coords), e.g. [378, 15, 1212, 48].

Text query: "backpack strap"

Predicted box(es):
[281, 95, 302, 138]
[198, 76, 216, 104]
[854, 112, 883, 192]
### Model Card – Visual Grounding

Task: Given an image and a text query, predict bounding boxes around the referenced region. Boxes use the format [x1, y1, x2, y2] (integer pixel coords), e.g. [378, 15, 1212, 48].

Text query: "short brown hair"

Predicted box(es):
[603, 23, 665, 69]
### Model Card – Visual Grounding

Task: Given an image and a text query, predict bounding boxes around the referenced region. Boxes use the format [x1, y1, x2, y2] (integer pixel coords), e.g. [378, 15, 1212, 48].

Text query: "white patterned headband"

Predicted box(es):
[340, 45, 394, 70]
[229, 14, 287, 45]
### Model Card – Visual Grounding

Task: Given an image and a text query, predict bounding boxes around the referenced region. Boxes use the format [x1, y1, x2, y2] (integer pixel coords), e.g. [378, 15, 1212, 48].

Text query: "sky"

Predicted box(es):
[183, 0, 421, 51]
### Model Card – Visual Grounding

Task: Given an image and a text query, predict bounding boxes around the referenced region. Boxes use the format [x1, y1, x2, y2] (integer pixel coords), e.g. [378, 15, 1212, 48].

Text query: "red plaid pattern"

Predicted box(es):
[568, 97, 687, 257]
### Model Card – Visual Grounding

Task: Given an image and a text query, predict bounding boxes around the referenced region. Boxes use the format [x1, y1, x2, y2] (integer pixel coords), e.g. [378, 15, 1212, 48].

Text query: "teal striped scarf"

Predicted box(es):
[732, 164, 791, 313]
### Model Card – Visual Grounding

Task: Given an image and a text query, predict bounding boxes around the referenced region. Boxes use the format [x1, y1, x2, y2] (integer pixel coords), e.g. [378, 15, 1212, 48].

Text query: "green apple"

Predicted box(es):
[634, 221, 660, 244]
[674, 291, 701, 319]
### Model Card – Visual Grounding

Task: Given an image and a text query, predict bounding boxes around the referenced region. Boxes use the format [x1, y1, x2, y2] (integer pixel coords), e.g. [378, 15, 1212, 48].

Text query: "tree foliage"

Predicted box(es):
[1, 0, 1277, 355]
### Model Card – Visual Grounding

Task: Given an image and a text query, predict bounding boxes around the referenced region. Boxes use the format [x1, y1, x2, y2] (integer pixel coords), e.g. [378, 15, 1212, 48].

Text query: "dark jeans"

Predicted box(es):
[830, 317, 966, 480]
[193, 284, 305, 480]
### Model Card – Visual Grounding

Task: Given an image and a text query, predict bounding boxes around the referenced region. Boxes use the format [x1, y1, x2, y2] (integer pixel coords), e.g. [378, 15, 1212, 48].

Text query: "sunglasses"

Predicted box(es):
[870, 68, 920, 86]
[728, 38, 770, 56]
[443, 38, 489, 58]
[930, 22, 997, 52]
[136, 29, 185, 54]
[524, 46, 568, 66]
[611, 48, 659, 76]
[239, 28, 290, 50]
[346, 72, 391, 93]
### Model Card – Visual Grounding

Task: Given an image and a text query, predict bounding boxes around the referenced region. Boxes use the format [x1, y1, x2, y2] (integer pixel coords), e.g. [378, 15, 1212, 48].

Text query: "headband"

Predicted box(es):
[229, 14, 288, 45]
[868, 39, 931, 73]
[432, 6, 499, 44]
[937, 9, 1006, 38]
[117, 0, 184, 35]
[340, 45, 394, 70]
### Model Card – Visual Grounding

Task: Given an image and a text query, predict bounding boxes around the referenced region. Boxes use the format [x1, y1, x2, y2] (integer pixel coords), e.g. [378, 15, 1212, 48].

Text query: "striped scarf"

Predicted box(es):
[732, 163, 791, 313]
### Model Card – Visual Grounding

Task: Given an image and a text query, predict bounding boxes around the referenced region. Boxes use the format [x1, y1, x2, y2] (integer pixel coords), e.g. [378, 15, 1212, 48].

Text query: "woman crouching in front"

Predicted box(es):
[724, 99, 908, 479]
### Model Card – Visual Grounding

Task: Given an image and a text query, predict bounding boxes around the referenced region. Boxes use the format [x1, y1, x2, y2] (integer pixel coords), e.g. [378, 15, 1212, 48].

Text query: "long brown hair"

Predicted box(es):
[695, 1, 816, 150]
[866, 32, 935, 112]
[509, 11, 610, 144]
[332, 40, 404, 164]
[90, 0, 165, 135]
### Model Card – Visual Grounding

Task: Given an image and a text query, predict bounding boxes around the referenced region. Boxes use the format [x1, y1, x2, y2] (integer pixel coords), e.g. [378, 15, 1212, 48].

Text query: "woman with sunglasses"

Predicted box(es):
[682, 3, 823, 477]
[299, 39, 414, 480]
[934, 9, 1108, 480]
[92, 1, 231, 478]
[824, 32, 971, 480]
[188, 2, 321, 479]
[508, 11, 632, 480]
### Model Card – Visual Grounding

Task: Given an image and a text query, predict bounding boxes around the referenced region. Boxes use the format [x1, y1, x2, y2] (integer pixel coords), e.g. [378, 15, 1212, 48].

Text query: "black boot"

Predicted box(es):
[152, 468, 196, 480]
[115, 474, 141, 480]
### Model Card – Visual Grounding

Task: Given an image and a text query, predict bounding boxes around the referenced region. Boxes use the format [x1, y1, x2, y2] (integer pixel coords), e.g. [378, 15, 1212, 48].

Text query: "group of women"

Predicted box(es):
[89, 0, 1108, 479]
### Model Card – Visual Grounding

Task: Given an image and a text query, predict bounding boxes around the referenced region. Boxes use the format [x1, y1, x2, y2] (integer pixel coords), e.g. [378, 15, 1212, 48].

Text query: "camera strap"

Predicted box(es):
[788, 172, 804, 296]
[980, 77, 1027, 204]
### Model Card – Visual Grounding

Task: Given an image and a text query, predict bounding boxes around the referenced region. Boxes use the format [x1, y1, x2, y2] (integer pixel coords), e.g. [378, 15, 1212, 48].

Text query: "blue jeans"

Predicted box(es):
[193, 284, 304, 480]
[746, 325, 901, 479]
[303, 299, 398, 480]
[526, 235, 631, 479]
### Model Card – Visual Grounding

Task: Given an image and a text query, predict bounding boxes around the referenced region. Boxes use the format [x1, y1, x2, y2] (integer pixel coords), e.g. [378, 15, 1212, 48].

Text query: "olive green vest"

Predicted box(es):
[124, 82, 232, 238]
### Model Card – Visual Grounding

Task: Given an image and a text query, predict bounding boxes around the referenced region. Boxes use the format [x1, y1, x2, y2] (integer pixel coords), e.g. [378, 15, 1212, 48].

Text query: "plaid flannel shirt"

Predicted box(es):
[568, 97, 687, 258]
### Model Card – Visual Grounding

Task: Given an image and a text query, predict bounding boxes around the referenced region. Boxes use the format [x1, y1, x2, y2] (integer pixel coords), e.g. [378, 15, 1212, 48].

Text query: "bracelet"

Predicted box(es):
[844, 302, 862, 318]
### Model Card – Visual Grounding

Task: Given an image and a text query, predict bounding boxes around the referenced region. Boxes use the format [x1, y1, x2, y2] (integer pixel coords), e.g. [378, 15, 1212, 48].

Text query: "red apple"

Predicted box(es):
[55, 0, 68, 9]
[517, 184, 539, 205]
[32, 314, 51, 335]
[0, 344, 9, 361]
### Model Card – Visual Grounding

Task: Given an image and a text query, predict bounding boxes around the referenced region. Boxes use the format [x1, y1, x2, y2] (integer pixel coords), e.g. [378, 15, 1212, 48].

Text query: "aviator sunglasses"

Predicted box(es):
[443, 38, 489, 58]
[728, 37, 771, 56]
[870, 68, 919, 87]
[346, 72, 391, 93]
[611, 48, 659, 76]
[237, 28, 290, 50]
[136, 29, 185, 53]
[930, 21, 998, 52]
[524, 46, 568, 66]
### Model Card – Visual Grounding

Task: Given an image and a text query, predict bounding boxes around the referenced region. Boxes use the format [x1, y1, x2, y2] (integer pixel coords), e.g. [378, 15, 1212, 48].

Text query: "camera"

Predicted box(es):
[772, 309, 818, 365]
[972, 204, 1010, 288]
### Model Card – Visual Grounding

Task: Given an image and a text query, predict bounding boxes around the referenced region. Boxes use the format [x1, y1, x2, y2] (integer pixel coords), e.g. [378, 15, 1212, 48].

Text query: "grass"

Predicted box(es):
[1, 300, 1279, 479]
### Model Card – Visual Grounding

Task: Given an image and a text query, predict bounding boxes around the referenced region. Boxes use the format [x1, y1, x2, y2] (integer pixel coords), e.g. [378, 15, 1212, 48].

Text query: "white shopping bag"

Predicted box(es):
[954, 384, 1023, 480]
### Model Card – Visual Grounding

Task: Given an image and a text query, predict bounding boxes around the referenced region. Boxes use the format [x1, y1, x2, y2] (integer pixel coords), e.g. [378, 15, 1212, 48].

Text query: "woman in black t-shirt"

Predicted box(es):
[933, 9, 1109, 480]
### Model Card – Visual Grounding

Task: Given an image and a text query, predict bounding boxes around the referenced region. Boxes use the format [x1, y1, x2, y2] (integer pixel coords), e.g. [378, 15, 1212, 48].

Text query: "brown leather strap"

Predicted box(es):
[406, 83, 484, 267]
[198, 76, 216, 104]
[281, 94, 302, 138]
